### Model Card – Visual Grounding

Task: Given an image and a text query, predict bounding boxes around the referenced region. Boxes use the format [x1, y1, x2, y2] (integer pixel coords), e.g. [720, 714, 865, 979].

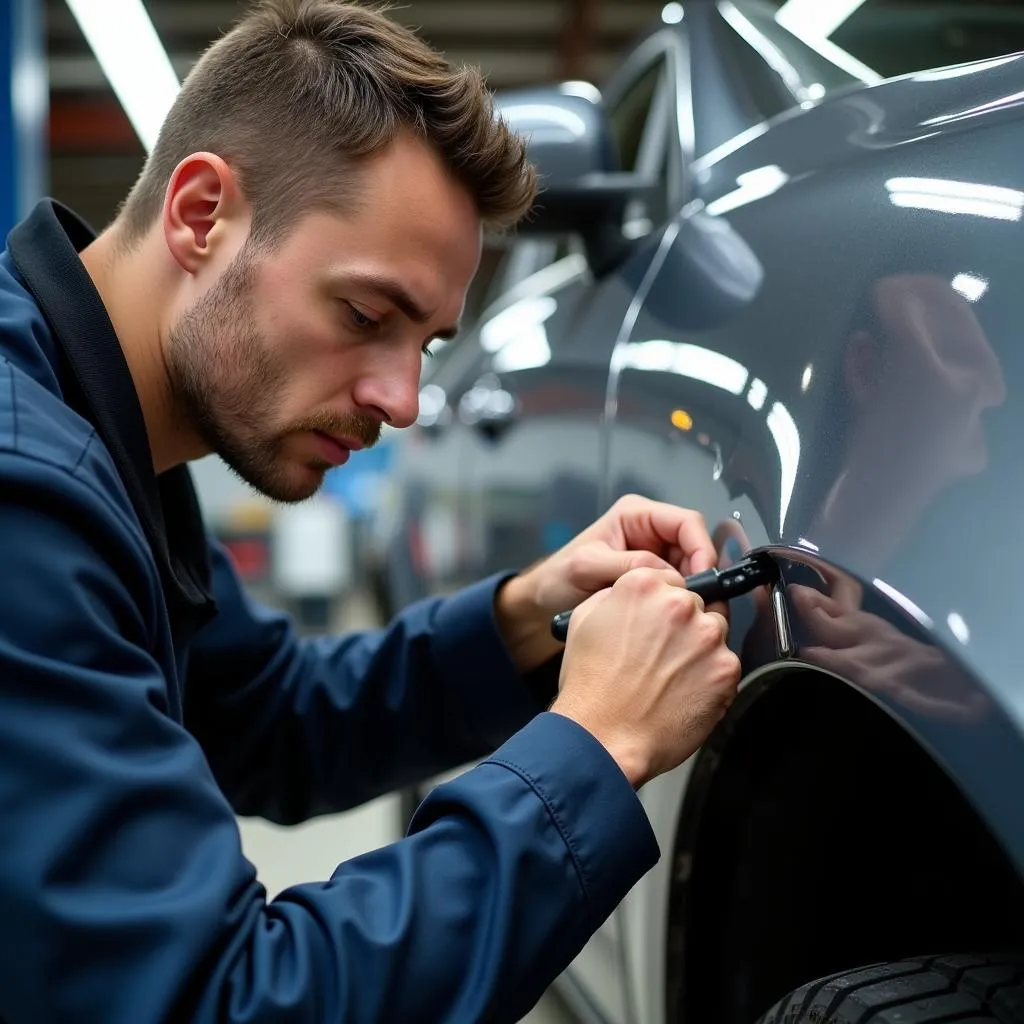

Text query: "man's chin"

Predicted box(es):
[229, 457, 329, 505]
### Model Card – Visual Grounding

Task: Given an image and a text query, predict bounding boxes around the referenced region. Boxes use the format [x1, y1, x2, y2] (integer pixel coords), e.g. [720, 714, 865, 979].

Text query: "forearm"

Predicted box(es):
[188, 549, 551, 822]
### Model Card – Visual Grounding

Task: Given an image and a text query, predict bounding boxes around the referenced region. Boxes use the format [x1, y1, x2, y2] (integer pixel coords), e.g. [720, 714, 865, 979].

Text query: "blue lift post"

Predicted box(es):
[0, 0, 48, 237]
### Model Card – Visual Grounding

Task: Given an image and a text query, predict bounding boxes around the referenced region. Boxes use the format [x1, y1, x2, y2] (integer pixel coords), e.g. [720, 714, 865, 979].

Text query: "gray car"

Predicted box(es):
[375, 2, 1024, 1021]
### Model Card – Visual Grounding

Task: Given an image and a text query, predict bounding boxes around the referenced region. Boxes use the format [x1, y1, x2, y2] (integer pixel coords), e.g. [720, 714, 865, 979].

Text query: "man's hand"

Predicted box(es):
[550, 568, 742, 788]
[495, 495, 717, 672]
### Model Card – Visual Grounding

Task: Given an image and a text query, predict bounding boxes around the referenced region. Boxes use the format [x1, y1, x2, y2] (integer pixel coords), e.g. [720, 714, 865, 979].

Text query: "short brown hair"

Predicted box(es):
[116, 0, 537, 247]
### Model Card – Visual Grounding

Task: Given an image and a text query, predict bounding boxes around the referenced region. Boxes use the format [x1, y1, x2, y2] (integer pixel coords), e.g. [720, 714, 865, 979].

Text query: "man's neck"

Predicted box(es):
[78, 228, 203, 474]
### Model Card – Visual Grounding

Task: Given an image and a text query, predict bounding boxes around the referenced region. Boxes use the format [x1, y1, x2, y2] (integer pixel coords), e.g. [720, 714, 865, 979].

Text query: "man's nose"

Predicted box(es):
[351, 360, 422, 430]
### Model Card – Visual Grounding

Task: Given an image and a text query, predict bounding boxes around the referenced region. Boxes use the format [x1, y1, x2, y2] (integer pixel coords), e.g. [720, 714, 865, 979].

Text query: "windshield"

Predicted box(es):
[739, 1, 1024, 84]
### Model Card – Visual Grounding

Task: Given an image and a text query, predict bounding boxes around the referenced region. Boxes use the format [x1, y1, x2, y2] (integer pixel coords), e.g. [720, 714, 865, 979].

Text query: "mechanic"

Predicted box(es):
[0, 2, 741, 1021]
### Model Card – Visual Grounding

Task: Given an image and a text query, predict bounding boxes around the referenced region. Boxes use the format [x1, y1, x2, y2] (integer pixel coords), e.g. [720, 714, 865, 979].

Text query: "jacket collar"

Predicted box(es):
[7, 199, 216, 629]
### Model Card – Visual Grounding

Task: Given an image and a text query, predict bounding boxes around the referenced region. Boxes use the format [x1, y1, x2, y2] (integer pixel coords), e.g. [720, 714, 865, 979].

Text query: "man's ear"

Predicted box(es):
[844, 330, 882, 406]
[162, 153, 246, 275]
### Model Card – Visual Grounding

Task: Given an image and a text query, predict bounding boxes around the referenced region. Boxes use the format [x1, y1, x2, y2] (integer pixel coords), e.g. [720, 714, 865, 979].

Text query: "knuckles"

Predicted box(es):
[612, 493, 646, 515]
[664, 588, 701, 622]
[615, 566, 664, 596]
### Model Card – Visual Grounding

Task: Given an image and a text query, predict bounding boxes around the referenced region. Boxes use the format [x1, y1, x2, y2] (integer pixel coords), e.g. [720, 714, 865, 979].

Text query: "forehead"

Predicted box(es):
[277, 137, 483, 299]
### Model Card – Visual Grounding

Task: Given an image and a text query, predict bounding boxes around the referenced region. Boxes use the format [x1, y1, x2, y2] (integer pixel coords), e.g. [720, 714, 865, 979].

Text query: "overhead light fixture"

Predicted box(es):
[775, 0, 869, 42]
[64, 0, 180, 155]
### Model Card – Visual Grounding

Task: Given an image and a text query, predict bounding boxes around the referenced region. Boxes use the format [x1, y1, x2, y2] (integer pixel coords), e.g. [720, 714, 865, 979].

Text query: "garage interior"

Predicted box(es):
[5, 2, 1024, 1023]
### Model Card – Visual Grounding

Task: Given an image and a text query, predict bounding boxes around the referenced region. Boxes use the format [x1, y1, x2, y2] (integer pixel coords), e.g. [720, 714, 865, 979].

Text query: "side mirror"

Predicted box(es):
[498, 85, 657, 276]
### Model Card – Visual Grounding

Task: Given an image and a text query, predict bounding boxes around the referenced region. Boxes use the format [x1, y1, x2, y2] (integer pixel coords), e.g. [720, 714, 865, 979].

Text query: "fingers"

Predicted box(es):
[829, 573, 864, 612]
[614, 565, 693, 595]
[565, 544, 681, 598]
[568, 567, 694, 640]
[800, 564, 863, 612]
[795, 600, 867, 648]
[609, 496, 715, 575]
[613, 548, 680, 578]
[707, 610, 729, 643]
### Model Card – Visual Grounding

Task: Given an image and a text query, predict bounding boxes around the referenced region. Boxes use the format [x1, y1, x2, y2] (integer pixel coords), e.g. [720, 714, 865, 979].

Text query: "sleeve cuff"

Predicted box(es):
[484, 711, 660, 927]
[430, 573, 543, 750]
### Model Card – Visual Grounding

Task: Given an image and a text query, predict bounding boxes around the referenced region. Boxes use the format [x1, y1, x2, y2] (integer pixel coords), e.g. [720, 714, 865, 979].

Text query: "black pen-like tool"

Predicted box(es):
[549, 553, 779, 642]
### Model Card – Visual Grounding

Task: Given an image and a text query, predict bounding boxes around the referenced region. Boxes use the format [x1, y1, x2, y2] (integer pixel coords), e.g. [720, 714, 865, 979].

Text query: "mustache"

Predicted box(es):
[298, 411, 382, 449]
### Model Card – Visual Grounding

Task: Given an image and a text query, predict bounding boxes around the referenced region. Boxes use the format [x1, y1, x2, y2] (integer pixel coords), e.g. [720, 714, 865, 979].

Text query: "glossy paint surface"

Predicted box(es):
[380, 10, 1024, 1023]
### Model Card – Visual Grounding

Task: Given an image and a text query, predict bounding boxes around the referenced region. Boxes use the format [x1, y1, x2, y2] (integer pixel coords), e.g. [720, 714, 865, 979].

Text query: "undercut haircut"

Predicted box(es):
[116, 0, 537, 248]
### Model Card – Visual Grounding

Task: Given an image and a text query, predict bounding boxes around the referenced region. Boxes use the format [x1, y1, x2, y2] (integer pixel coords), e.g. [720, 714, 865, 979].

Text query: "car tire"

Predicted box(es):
[756, 953, 1024, 1023]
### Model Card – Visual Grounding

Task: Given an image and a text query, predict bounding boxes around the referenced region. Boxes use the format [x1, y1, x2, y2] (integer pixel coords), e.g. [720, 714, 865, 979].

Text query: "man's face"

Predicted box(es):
[166, 134, 482, 502]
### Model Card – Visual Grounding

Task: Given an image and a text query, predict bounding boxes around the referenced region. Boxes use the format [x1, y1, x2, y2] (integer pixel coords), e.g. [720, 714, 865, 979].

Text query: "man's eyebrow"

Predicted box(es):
[341, 271, 461, 340]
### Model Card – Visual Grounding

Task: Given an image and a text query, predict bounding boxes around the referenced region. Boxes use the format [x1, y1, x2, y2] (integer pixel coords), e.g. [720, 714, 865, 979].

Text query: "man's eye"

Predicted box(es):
[348, 304, 378, 330]
[422, 343, 436, 358]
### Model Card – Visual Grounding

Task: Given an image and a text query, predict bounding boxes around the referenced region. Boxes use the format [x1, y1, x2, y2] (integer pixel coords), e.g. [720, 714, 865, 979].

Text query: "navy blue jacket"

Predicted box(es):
[0, 201, 658, 1023]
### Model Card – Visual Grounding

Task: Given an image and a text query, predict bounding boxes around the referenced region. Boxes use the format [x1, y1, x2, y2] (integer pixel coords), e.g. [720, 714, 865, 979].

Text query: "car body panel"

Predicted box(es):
[378, 6, 1024, 1022]
[599, 49, 1024, 1024]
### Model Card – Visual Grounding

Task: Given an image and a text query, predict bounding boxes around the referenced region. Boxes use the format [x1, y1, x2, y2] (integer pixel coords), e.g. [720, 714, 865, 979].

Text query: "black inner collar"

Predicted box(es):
[8, 200, 216, 628]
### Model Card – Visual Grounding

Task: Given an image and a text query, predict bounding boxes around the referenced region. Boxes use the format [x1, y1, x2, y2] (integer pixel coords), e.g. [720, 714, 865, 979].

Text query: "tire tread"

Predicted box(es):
[757, 953, 1024, 1024]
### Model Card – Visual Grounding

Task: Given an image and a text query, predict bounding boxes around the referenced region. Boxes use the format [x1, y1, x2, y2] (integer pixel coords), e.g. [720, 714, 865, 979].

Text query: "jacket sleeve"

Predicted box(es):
[0, 449, 659, 1024]
[185, 537, 561, 823]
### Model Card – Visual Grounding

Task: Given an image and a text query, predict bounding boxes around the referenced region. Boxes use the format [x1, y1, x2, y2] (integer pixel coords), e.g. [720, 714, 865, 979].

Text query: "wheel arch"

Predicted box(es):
[665, 665, 1024, 1024]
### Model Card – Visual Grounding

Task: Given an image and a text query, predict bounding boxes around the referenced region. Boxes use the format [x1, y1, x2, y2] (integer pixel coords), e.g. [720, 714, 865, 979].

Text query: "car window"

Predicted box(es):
[608, 58, 668, 173]
[737, 0, 1024, 91]
[834, 2, 1024, 80]
[605, 50, 676, 232]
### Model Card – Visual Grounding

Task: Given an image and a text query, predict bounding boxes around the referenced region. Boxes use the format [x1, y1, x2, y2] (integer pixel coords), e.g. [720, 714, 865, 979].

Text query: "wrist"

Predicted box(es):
[549, 702, 651, 789]
[495, 573, 562, 673]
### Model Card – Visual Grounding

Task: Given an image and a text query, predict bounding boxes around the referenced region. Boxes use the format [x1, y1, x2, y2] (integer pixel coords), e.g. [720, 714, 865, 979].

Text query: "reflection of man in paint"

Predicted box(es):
[791, 569, 991, 725]
[712, 274, 1006, 723]
[806, 273, 1005, 572]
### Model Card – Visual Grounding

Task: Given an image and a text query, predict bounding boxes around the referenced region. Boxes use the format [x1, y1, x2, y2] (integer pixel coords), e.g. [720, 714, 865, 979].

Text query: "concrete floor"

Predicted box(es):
[237, 589, 578, 1023]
